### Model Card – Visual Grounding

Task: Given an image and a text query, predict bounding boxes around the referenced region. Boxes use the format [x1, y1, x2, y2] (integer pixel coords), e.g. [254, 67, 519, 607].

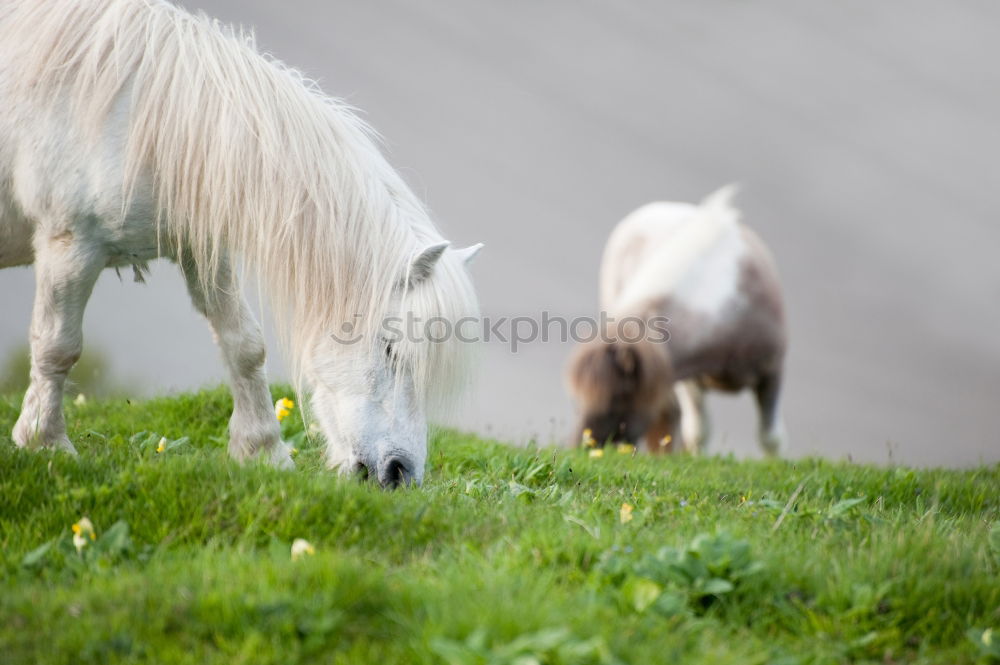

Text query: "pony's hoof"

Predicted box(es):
[760, 419, 787, 457]
[53, 436, 79, 455]
[266, 442, 295, 470]
[12, 427, 79, 455]
[759, 433, 785, 457]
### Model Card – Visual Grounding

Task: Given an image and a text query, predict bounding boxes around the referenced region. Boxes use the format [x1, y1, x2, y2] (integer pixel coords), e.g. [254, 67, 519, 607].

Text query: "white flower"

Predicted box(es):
[71, 517, 95, 553]
[73, 393, 86, 406]
[291, 538, 315, 561]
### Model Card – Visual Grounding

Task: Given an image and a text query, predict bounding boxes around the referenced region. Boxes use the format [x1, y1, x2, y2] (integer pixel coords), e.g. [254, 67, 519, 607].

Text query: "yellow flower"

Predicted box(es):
[73, 393, 86, 406]
[659, 434, 672, 447]
[290, 447, 299, 457]
[275, 397, 295, 422]
[291, 538, 315, 561]
[616, 443, 635, 455]
[589, 448, 604, 459]
[620, 503, 634, 524]
[581, 428, 597, 448]
[72, 517, 96, 553]
[71, 517, 95, 537]
[156, 437, 167, 454]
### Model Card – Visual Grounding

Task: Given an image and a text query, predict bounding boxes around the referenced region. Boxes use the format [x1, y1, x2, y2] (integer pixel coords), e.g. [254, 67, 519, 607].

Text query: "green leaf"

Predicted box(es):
[96, 520, 132, 556]
[510, 656, 542, 665]
[653, 591, 689, 617]
[622, 577, 663, 612]
[989, 522, 1000, 562]
[967, 627, 1000, 658]
[502, 627, 571, 655]
[508, 481, 534, 498]
[828, 497, 866, 517]
[21, 540, 54, 568]
[701, 578, 736, 596]
[128, 430, 150, 445]
[267, 537, 290, 561]
[167, 436, 190, 451]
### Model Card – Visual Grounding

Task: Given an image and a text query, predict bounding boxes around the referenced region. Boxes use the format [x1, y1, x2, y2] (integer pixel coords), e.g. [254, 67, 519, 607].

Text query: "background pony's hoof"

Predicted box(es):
[759, 429, 787, 457]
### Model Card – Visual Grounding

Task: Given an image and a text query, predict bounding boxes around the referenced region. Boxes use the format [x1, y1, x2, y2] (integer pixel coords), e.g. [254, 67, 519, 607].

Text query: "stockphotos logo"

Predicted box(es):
[331, 312, 670, 352]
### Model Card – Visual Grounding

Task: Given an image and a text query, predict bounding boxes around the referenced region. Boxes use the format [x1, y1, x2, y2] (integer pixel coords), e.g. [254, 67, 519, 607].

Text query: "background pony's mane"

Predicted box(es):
[608, 185, 741, 317]
[1, 0, 477, 406]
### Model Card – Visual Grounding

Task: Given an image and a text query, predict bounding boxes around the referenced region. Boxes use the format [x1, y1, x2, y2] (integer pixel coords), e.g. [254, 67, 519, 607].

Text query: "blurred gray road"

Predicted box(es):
[2, 1, 998, 466]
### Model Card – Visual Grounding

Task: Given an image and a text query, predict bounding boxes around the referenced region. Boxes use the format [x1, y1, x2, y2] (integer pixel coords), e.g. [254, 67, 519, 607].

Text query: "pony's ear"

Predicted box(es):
[407, 241, 450, 288]
[456, 243, 484, 266]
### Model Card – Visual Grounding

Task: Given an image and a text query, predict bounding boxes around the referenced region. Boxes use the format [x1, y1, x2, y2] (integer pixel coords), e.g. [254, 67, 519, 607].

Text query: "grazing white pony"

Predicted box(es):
[568, 186, 788, 456]
[0, 0, 482, 487]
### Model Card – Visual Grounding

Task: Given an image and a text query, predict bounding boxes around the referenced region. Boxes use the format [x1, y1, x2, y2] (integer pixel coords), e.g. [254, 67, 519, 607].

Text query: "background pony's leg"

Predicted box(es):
[181, 258, 293, 469]
[645, 394, 681, 454]
[755, 371, 787, 456]
[13, 232, 105, 452]
[676, 380, 710, 454]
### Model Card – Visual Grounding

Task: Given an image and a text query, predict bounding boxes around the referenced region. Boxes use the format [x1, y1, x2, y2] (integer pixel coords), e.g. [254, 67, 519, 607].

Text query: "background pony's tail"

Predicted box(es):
[698, 183, 742, 226]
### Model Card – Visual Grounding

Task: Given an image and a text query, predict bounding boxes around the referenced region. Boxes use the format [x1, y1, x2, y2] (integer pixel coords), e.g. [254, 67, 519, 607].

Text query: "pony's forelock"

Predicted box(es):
[568, 337, 672, 415]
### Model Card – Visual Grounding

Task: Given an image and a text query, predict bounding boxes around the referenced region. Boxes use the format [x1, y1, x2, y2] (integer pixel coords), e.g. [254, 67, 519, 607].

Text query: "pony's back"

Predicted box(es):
[601, 186, 742, 317]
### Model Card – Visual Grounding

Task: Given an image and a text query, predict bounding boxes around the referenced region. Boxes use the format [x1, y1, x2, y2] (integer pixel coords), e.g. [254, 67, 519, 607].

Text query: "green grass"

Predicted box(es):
[1, 387, 998, 665]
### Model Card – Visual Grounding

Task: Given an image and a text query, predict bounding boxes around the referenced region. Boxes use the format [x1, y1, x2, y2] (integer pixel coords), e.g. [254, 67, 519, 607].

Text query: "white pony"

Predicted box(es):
[568, 186, 788, 456]
[0, 0, 482, 487]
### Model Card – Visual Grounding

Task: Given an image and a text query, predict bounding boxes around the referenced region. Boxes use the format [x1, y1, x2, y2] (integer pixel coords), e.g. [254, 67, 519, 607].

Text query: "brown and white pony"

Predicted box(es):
[567, 186, 787, 456]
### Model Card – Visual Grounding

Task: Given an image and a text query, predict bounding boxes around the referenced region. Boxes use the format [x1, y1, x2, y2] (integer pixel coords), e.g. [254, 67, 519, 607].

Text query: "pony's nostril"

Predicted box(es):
[380, 456, 413, 490]
[353, 461, 371, 481]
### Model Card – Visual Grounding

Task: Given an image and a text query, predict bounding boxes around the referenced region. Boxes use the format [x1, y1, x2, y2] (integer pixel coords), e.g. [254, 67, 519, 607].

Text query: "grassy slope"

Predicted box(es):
[0, 388, 998, 665]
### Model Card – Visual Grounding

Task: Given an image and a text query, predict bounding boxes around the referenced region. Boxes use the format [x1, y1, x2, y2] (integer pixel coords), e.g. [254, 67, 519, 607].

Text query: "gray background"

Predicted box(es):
[2, 1, 998, 466]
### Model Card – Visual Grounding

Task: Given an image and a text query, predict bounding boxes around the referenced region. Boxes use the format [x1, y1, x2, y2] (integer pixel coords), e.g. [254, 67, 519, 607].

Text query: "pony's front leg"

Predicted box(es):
[13, 232, 105, 452]
[646, 395, 681, 455]
[675, 380, 710, 454]
[181, 260, 293, 469]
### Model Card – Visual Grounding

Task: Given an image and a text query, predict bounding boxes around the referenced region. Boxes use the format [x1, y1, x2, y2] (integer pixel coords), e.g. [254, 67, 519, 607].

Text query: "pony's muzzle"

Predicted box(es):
[379, 455, 418, 489]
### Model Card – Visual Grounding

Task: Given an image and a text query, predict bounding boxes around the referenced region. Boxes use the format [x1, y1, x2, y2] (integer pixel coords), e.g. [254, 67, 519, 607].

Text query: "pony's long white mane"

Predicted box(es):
[608, 185, 742, 316]
[1, 0, 477, 406]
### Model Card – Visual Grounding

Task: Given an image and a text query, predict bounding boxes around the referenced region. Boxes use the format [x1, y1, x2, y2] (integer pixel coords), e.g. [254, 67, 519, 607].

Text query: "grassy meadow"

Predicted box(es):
[1, 387, 998, 664]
